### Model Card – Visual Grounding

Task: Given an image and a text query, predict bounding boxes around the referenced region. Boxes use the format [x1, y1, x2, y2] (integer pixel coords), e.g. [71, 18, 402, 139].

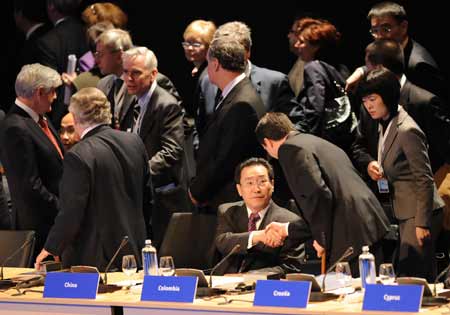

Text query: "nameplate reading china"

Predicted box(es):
[253, 280, 311, 308]
[141, 276, 197, 303]
[43, 272, 99, 299]
[363, 284, 423, 312]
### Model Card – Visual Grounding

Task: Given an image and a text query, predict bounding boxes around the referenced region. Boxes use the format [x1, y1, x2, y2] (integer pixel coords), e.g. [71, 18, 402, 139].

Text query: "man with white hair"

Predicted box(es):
[122, 46, 189, 248]
[0, 63, 64, 259]
[36, 87, 151, 270]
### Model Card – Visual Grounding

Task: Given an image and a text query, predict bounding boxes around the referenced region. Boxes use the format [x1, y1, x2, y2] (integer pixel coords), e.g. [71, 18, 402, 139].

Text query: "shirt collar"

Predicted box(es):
[246, 202, 270, 224]
[15, 98, 39, 122]
[137, 80, 157, 112]
[221, 72, 246, 101]
[81, 123, 103, 139]
[26, 23, 44, 40]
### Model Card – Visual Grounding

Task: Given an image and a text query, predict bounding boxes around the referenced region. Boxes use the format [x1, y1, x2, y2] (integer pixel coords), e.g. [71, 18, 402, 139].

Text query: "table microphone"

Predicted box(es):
[102, 236, 129, 285]
[0, 236, 35, 284]
[198, 244, 241, 297]
[321, 246, 354, 292]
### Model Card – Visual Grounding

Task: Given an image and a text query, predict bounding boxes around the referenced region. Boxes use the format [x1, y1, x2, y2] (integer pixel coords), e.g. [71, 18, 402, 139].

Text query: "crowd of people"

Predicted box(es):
[1, 0, 449, 282]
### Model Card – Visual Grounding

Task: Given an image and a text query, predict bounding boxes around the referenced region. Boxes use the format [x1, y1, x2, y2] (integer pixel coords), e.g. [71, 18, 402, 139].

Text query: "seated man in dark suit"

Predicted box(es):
[215, 158, 310, 275]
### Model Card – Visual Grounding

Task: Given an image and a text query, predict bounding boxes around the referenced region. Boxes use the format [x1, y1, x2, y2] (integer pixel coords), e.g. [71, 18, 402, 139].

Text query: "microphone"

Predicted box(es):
[102, 236, 129, 285]
[197, 244, 241, 297]
[0, 236, 35, 284]
[321, 246, 354, 292]
[210, 244, 241, 287]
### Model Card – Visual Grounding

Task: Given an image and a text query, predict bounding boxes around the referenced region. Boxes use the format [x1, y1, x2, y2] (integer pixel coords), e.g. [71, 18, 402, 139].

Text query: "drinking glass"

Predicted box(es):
[379, 263, 395, 285]
[335, 262, 352, 287]
[122, 255, 137, 287]
[159, 256, 175, 276]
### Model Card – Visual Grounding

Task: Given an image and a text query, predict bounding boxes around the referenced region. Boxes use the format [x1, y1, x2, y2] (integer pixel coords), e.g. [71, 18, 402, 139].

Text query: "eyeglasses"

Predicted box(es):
[240, 178, 270, 189]
[181, 41, 203, 49]
[369, 25, 394, 36]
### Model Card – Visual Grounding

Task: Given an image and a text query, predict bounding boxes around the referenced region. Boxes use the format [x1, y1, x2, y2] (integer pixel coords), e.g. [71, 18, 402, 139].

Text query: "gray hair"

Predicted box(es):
[96, 28, 133, 52]
[208, 37, 246, 72]
[214, 21, 252, 52]
[69, 87, 112, 126]
[15, 63, 62, 98]
[122, 46, 158, 71]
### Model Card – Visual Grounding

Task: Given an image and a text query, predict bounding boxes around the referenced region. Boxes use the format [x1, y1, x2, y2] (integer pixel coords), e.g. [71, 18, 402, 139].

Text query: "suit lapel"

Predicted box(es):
[381, 114, 400, 164]
[119, 93, 137, 123]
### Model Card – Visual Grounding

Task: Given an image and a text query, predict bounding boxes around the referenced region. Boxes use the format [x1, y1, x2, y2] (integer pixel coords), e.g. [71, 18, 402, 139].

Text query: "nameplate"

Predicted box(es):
[141, 276, 197, 303]
[363, 284, 423, 312]
[253, 280, 311, 308]
[43, 272, 99, 299]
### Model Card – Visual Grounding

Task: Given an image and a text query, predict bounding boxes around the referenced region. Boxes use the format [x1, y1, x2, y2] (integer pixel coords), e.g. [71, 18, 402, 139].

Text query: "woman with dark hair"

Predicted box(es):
[352, 67, 444, 281]
[289, 17, 354, 152]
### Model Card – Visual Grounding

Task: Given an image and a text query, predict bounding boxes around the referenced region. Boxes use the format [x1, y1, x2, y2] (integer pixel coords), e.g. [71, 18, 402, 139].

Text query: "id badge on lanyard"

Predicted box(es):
[377, 121, 393, 194]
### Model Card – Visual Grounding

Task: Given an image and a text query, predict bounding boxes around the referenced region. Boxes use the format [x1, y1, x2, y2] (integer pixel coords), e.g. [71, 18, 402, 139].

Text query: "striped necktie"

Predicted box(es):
[248, 213, 260, 232]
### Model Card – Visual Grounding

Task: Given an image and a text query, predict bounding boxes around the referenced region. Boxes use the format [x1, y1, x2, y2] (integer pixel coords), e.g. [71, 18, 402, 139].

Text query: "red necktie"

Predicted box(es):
[248, 213, 260, 232]
[38, 117, 63, 159]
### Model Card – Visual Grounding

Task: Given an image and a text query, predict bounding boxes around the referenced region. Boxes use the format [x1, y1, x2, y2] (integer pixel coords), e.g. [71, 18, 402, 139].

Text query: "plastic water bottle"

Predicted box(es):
[359, 245, 376, 290]
[142, 239, 159, 276]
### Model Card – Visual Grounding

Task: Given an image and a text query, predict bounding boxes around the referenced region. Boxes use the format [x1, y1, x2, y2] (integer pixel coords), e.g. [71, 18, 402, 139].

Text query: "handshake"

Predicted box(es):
[252, 222, 289, 248]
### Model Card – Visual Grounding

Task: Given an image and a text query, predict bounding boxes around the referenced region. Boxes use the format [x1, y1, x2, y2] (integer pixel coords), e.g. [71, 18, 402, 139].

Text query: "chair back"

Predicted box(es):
[0, 230, 35, 267]
[159, 213, 217, 270]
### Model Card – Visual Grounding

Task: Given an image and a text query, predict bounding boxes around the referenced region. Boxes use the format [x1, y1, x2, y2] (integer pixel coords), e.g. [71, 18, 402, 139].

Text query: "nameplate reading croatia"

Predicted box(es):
[43, 272, 99, 299]
[363, 284, 423, 312]
[253, 280, 311, 308]
[141, 276, 197, 303]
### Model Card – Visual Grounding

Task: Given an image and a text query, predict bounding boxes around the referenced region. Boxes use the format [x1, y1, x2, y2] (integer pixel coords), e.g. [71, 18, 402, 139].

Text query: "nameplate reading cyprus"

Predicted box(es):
[254, 280, 311, 308]
[363, 284, 423, 312]
[43, 272, 99, 299]
[141, 276, 197, 303]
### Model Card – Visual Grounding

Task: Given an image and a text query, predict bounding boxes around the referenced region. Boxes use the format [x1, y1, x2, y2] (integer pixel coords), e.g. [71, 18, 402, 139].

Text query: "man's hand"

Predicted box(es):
[313, 240, 325, 258]
[367, 161, 383, 181]
[264, 222, 288, 247]
[416, 227, 431, 247]
[188, 189, 198, 206]
[35, 249, 60, 270]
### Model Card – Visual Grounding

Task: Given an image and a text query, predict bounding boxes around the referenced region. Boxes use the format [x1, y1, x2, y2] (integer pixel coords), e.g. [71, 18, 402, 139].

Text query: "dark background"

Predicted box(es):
[5, 0, 448, 109]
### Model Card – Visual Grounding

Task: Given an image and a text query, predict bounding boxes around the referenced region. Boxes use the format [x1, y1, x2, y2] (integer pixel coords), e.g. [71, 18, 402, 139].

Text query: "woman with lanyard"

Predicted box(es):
[352, 67, 444, 282]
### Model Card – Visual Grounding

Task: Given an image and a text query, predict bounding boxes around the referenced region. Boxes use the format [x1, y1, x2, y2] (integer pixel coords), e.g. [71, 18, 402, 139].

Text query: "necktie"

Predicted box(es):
[38, 116, 63, 159]
[214, 90, 223, 111]
[248, 213, 260, 232]
[133, 103, 141, 134]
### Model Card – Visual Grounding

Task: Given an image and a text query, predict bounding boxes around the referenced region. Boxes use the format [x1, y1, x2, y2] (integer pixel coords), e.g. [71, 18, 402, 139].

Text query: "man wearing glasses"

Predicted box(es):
[347, 2, 444, 100]
[214, 158, 309, 275]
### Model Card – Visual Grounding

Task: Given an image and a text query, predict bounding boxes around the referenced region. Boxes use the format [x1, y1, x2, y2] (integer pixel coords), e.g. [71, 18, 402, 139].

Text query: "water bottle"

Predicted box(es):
[358, 245, 376, 290]
[142, 239, 159, 276]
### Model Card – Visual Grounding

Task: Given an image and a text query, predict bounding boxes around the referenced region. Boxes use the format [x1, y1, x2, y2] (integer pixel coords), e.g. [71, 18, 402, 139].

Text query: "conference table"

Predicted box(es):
[0, 268, 448, 315]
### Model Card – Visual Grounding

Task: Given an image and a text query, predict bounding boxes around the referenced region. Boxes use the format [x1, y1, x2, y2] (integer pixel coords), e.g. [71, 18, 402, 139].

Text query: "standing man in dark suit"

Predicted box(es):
[346, 2, 445, 101]
[35, 0, 89, 127]
[256, 112, 390, 276]
[0, 63, 64, 258]
[189, 37, 266, 212]
[122, 46, 189, 248]
[215, 158, 309, 275]
[96, 29, 183, 132]
[35, 87, 150, 270]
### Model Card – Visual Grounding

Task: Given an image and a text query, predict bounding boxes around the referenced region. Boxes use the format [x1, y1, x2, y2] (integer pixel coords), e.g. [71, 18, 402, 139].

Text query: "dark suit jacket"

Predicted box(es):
[249, 64, 296, 114]
[44, 125, 150, 270]
[35, 17, 89, 127]
[279, 132, 390, 266]
[400, 80, 448, 172]
[215, 201, 309, 275]
[404, 39, 446, 101]
[190, 77, 266, 207]
[0, 104, 64, 251]
[97, 72, 183, 132]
